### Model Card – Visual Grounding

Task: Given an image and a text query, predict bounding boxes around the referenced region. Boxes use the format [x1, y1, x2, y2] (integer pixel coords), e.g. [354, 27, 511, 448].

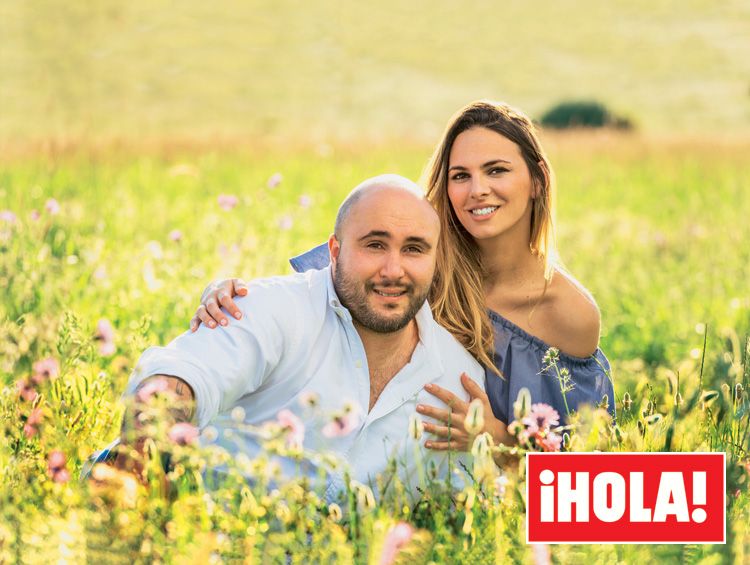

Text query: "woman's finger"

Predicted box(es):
[217, 291, 242, 321]
[416, 403, 464, 425]
[189, 316, 200, 332]
[204, 298, 228, 327]
[232, 278, 249, 297]
[423, 422, 466, 440]
[424, 440, 466, 451]
[424, 383, 468, 412]
[460, 372, 490, 402]
[196, 304, 217, 329]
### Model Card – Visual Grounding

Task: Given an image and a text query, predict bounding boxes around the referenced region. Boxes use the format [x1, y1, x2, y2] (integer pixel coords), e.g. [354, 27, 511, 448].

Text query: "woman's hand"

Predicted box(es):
[418, 372, 511, 452]
[190, 278, 248, 331]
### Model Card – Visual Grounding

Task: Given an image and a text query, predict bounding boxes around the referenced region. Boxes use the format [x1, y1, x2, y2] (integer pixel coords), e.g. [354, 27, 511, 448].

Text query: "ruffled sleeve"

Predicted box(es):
[484, 310, 615, 424]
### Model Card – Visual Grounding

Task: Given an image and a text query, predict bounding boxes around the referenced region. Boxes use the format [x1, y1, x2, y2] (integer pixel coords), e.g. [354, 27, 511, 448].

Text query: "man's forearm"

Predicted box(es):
[133, 374, 196, 423]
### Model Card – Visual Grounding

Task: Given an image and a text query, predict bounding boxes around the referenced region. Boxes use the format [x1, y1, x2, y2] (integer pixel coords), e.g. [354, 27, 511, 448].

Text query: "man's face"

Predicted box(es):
[330, 187, 439, 334]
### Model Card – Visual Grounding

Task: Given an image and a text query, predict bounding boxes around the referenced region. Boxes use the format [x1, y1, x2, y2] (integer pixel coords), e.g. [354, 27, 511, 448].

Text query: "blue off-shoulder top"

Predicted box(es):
[290, 243, 615, 423]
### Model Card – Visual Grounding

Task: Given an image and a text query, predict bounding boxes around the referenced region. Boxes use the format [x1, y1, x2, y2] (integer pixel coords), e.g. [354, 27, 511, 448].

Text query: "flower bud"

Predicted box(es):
[513, 387, 532, 420]
[464, 398, 485, 435]
[409, 413, 424, 441]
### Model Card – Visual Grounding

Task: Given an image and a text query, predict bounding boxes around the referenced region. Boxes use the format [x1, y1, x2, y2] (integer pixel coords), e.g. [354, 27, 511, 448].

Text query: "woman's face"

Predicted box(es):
[447, 126, 535, 243]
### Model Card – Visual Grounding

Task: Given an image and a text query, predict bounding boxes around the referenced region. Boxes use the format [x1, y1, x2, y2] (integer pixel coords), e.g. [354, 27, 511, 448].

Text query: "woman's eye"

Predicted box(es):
[488, 167, 508, 175]
[404, 246, 423, 254]
[450, 172, 468, 181]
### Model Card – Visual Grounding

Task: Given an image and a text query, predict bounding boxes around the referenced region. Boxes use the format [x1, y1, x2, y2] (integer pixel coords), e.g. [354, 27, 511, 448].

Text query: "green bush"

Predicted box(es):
[539, 100, 633, 130]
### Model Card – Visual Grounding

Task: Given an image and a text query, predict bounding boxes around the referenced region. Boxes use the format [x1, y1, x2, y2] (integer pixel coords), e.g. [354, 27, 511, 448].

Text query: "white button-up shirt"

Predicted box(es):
[126, 266, 485, 499]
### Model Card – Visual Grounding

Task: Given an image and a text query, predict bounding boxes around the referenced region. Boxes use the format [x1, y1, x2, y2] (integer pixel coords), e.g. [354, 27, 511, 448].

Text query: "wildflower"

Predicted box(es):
[16, 378, 38, 402]
[298, 391, 319, 408]
[93, 266, 107, 280]
[23, 408, 44, 438]
[380, 522, 415, 565]
[735, 383, 744, 402]
[276, 409, 305, 448]
[217, 194, 239, 211]
[29, 210, 40, 221]
[522, 403, 560, 434]
[0, 210, 17, 223]
[622, 392, 632, 411]
[464, 398, 484, 435]
[536, 431, 563, 452]
[45, 198, 60, 215]
[542, 347, 559, 366]
[408, 413, 423, 440]
[513, 387, 532, 420]
[230, 406, 246, 423]
[168, 229, 182, 242]
[645, 413, 663, 426]
[298, 194, 312, 208]
[323, 402, 362, 437]
[47, 450, 70, 483]
[562, 432, 571, 450]
[613, 425, 626, 444]
[598, 393, 609, 411]
[267, 172, 283, 189]
[327, 503, 342, 522]
[135, 378, 169, 403]
[674, 392, 683, 407]
[31, 356, 60, 384]
[203, 426, 218, 443]
[469, 433, 491, 459]
[168, 422, 199, 445]
[95, 318, 116, 356]
[351, 481, 376, 511]
[494, 475, 509, 498]
[277, 215, 294, 231]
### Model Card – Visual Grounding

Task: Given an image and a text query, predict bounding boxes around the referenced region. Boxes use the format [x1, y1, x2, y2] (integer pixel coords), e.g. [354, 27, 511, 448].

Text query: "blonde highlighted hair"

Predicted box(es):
[422, 101, 557, 375]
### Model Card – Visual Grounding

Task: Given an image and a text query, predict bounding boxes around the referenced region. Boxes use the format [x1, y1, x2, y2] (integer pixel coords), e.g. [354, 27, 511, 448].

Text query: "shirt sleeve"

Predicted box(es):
[124, 286, 291, 428]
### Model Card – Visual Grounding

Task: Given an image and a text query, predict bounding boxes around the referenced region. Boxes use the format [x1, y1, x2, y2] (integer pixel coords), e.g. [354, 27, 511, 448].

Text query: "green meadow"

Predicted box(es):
[2, 0, 750, 562]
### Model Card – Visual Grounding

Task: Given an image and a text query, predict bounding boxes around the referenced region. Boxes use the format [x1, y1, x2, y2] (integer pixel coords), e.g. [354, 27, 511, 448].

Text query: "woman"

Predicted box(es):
[190, 101, 614, 451]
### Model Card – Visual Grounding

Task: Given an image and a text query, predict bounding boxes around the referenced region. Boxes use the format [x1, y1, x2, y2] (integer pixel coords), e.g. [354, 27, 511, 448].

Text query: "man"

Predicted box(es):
[105, 174, 485, 499]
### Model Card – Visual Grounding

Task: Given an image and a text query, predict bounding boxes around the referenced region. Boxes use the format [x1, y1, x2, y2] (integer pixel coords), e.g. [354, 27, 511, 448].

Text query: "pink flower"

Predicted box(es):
[267, 172, 282, 189]
[380, 522, 415, 565]
[217, 194, 239, 211]
[24, 408, 44, 438]
[298, 194, 312, 208]
[0, 210, 17, 223]
[522, 403, 560, 434]
[322, 406, 361, 438]
[31, 356, 60, 384]
[168, 229, 182, 242]
[16, 378, 38, 402]
[168, 422, 199, 446]
[536, 431, 563, 452]
[47, 450, 70, 483]
[277, 409, 305, 448]
[94, 318, 116, 356]
[45, 198, 60, 215]
[30, 209, 40, 221]
[277, 215, 293, 231]
[531, 543, 551, 565]
[136, 378, 169, 403]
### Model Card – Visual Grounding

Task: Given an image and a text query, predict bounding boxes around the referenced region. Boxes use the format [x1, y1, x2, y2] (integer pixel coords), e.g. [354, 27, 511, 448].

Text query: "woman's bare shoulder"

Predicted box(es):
[542, 270, 602, 358]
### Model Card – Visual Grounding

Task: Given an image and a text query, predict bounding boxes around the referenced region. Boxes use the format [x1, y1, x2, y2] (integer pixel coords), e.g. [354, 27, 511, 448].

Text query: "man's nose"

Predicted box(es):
[380, 251, 405, 280]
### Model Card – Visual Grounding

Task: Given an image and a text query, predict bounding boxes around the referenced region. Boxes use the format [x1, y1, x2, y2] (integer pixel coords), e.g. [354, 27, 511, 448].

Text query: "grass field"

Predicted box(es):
[1, 132, 750, 562]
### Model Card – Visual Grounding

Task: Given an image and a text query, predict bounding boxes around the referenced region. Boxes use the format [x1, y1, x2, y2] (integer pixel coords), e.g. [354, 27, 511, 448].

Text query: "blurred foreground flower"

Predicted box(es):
[168, 229, 183, 242]
[47, 450, 70, 483]
[168, 422, 199, 446]
[31, 356, 60, 384]
[0, 210, 17, 223]
[217, 194, 239, 211]
[16, 378, 38, 402]
[323, 403, 361, 438]
[277, 215, 294, 231]
[135, 378, 169, 403]
[45, 198, 60, 215]
[277, 409, 305, 448]
[267, 172, 283, 188]
[380, 522, 415, 565]
[464, 398, 484, 435]
[89, 463, 138, 508]
[95, 318, 116, 356]
[24, 407, 44, 438]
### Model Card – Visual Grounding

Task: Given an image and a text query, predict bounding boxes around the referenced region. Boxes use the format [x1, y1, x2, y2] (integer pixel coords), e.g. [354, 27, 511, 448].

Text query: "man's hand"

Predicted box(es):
[114, 375, 196, 483]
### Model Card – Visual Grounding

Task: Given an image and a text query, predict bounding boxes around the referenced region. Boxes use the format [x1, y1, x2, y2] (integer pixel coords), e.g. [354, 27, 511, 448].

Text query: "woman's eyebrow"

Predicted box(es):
[448, 158, 511, 172]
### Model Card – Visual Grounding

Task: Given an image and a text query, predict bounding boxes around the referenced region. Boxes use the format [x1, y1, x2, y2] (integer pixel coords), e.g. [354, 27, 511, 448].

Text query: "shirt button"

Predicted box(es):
[355, 360, 362, 368]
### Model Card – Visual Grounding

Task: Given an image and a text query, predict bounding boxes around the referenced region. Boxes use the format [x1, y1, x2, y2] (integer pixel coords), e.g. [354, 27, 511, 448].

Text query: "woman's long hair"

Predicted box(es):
[422, 101, 556, 376]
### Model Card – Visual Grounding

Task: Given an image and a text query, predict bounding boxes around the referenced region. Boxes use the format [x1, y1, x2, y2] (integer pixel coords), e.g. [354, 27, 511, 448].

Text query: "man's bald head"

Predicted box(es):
[334, 174, 434, 240]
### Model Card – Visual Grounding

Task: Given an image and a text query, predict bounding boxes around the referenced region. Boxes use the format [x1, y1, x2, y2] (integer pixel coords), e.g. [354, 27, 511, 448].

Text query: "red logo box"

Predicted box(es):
[526, 452, 725, 544]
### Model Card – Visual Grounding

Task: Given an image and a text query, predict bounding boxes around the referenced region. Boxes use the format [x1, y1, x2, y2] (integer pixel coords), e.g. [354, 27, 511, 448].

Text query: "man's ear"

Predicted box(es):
[328, 234, 340, 267]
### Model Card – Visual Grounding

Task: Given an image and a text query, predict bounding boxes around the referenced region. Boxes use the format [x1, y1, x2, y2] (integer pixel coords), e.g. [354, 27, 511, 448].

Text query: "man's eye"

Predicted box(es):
[367, 242, 384, 249]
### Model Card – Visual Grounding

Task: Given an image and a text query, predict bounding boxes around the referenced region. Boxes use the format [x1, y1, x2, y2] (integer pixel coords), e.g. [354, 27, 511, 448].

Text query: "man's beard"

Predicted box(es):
[333, 256, 431, 334]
